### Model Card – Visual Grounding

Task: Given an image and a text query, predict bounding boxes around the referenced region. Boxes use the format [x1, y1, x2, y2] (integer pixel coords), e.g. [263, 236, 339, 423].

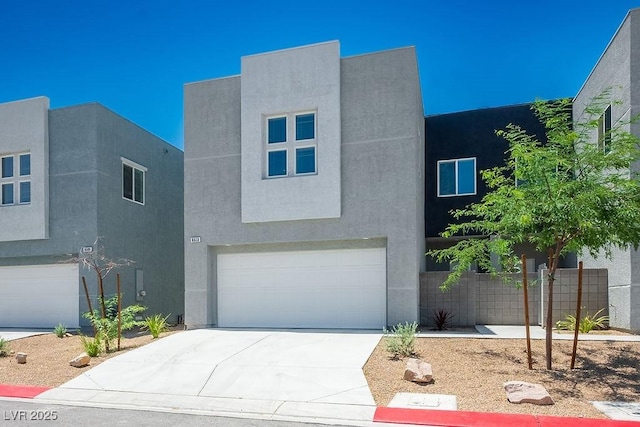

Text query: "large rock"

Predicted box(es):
[69, 352, 91, 368]
[504, 381, 554, 405]
[15, 352, 27, 364]
[404, 358, 433, 383]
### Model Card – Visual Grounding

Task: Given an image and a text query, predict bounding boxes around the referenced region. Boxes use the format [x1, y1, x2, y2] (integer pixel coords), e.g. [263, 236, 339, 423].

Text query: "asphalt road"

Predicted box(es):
[0, 399, 355, 427]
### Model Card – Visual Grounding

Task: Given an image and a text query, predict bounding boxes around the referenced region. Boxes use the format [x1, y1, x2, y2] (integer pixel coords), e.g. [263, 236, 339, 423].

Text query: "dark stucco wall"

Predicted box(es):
[424, 103, 548, 238]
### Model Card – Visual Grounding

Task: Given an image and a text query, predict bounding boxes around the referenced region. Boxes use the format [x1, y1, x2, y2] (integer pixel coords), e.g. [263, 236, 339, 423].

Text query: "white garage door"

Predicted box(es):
[0, 264, 79, 328]
[217, 247, 386, 329]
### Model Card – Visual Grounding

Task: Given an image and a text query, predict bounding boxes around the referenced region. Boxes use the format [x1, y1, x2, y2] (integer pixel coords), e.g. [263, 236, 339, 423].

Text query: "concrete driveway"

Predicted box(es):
[0, 329, 49, 341]
[36, 329, 382, 423]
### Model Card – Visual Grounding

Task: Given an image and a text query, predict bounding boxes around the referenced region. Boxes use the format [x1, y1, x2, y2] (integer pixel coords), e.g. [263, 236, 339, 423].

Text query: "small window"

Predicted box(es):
[296, 147, 316, 174]
[265, 111, 318, 179]
[122, 159, 146, 205]
[1, 156, 13, 178]
[19, 181, 30, 204]
[268, 117, 287, 144]
[296, 113, 315, 140]
[2, 183, 14, 205]
[0, 152, 30, 206]
[598, 105, 612, 153]
[438, 158, 476, 197]
[268, 150, 287, 177]
[19, 154, 30, 176]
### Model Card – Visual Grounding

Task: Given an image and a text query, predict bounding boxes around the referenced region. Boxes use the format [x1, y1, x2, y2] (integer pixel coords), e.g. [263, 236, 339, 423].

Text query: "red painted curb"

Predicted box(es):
[374, 407, 536, 427]
[0, 385, 51, 399]
[373, 407, 640, 427]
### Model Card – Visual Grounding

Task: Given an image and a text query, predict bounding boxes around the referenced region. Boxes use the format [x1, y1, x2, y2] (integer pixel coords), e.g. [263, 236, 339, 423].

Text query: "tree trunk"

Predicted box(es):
[545, 273, 554, 370]
[545, 244, 562, 370]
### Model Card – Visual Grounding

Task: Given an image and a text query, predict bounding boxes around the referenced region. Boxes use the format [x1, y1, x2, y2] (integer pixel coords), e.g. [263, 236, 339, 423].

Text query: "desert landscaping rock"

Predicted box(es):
[403, 358, 433, 383]
[69, 352, 91, 368]
[15, 352, 27, 364]
[504, 381, 554, 405]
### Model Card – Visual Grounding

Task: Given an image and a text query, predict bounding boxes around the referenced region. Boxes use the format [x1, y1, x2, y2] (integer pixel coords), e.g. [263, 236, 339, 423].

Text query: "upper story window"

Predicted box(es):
[265, 111, 317, 178]
[598, 105, 612, 153]
[122, 158, 146, 205]
[437, 157, 476, 197]
[1, 152, 30, 206]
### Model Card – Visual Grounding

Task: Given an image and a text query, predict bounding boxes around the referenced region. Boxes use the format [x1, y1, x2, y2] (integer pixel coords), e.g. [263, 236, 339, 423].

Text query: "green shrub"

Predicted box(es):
[81, 335, 101, 357]
[83, 295, 146, 352]
[54, 323, 67, 338]
[556, 308, 609, 333]
[142, 313, 171, 339]
[0, 338, 10, 357]
[383, 321, 418, 359]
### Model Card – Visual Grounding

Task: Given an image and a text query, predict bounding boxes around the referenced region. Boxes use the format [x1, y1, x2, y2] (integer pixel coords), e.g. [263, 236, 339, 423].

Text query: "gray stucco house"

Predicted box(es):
[184, 41, 425, 329]
[574, 8, 640, 332]
[0, 96, 184, 329]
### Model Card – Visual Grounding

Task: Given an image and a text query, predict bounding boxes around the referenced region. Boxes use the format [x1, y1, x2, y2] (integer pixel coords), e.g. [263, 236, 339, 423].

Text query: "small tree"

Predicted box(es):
[429, 93, 640, 369]
[70, 237, 136, 352]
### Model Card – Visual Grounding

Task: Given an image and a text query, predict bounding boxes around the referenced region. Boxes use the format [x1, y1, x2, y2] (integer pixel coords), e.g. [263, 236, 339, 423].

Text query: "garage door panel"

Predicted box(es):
[0, 264, 79, 328]
[217, 248, 386, 329]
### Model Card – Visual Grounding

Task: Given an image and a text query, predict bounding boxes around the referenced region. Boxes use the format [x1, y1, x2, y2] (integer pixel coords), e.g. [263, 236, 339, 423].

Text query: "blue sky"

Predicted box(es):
[0, 1, 637, 149]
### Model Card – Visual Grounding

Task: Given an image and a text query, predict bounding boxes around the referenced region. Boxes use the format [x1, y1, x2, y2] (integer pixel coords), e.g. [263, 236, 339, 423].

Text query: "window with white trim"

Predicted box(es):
[437, 157, 476, 197]
[265, 111, 317, 178]
[122, 158, 146, 205]
[1, 152, 30, 206]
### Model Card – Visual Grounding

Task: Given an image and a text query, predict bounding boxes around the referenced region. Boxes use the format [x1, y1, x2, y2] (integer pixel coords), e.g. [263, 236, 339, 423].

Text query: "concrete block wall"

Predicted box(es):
[541, 268, 609, 326]
[420, 269, 607, 327]
[476, 273, 539, 325]
[420, 271, 476, 326]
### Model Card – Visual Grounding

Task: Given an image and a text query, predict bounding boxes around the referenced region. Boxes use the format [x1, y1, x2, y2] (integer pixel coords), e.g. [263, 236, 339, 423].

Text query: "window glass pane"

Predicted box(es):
[268, 150, 287, 176]
[457, 159, 476, 195]
[134, 169, 144, 203]
[438, 161, 455, 196]
[268, 117, 286, 143]
[296, 147, 316, 174]
[2, 183, 13, 205]
[604, 105, 612, 153]
[123, 164, 133, 200]
[2, 157, 13, 178]
[296, 114, 315, 140]
[19, 154, 30, 176]
[19, 181, 30, 203]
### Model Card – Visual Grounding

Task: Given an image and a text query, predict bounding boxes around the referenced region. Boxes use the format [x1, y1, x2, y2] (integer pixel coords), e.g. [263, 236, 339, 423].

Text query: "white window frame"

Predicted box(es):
[264, 111, 317, 178]
[1, 152, 30, 206]
[121, 157, 147, 205]
[437, 157, 477, 197]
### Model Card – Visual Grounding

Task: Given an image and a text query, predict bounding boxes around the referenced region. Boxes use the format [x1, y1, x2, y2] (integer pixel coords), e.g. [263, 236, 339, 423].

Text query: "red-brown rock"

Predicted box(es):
[504, 381, 554, 405]
[404, 358, 433, 383]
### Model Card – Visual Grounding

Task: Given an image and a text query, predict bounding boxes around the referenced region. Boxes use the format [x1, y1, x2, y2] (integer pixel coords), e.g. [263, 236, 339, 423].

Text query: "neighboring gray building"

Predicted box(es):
[184, 41, 425, 329]
[0, 96, 184, 329]
[574, 8, 640, 332]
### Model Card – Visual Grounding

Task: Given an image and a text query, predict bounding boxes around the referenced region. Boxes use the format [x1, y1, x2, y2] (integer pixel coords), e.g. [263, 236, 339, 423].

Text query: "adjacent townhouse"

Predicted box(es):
[574, 8, 640, 331]
[184, 41, 425, 329]
[425, 104, 559, 271]
[0, 97, 184, 329]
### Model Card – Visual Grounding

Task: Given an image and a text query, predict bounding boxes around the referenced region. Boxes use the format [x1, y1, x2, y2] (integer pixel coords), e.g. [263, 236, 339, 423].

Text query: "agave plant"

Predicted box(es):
[556, 308, 609, 333]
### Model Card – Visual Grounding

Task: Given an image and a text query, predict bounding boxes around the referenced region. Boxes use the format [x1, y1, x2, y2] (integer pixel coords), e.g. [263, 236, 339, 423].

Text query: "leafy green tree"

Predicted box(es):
[429, 94, 640, 369]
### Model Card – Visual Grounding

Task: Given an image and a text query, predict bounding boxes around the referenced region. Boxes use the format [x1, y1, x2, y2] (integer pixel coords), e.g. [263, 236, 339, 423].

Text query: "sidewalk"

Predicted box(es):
[418, 324, 640, 341]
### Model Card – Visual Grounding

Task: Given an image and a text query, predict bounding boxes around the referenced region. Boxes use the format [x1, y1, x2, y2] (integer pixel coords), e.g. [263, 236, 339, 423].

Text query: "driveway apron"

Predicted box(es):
[35, 329, 381, 419]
